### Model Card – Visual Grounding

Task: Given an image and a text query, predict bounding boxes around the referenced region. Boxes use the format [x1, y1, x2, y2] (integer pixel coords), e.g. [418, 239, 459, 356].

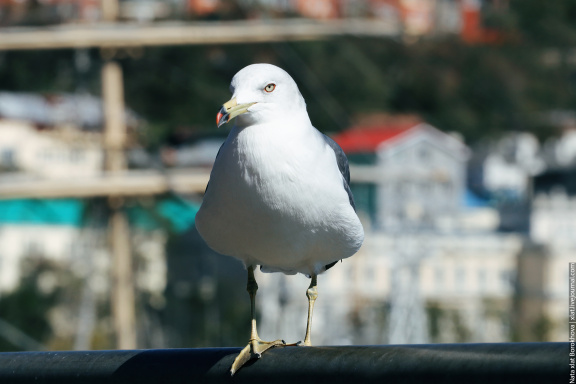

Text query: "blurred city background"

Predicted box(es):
[0, 0, 574, 352]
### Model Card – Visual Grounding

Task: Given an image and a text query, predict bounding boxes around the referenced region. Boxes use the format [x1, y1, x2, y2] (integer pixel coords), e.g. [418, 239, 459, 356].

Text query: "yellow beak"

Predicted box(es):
[216, 98, 256, 127]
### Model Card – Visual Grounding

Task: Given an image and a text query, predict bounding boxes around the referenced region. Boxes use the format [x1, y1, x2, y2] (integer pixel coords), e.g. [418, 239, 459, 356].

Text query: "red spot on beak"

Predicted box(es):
[216, 105, 230, 127]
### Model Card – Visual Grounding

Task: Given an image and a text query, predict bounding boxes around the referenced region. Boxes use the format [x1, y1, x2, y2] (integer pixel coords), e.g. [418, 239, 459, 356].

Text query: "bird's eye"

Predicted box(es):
[264, 83, 276, 93]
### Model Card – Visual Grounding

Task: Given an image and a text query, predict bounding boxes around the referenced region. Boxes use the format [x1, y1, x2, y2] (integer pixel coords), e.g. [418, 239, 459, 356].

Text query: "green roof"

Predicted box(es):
[127, 195, 199, 234]
[0, 196, 199, 234]
[0, 199, 85, 227]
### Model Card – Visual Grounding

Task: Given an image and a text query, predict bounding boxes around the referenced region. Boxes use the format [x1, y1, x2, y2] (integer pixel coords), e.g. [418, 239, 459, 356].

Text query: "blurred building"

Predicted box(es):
[527, 192, 576, 341]
[333, 117, 470, 231]
[256, 116, 574, 345]
[0, 92, 110, 303]
[256, 116, 527, 345]
[468, 132, 543, 233]
[0, 0, 102, 25]
[535, 125, 576, 196]
[468, 132, 543, 202]
[0, 199, 93, 292]
[465, 129, 576, 342]
[0, 196, 172, 349]
[0, 91, 194, 350]
[258, 230, 521, 345]
[0, 120, 103, 178]
[0, 0, 511, 44]
[0, 92, 141, 178]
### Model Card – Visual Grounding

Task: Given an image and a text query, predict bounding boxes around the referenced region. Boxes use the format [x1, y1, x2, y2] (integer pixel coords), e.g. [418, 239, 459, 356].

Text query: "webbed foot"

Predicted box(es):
[230, 338, 286, 375]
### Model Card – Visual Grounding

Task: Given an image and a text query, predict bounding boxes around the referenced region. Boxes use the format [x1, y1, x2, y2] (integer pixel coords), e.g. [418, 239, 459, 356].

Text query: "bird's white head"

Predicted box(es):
[216, 64, 307, 128]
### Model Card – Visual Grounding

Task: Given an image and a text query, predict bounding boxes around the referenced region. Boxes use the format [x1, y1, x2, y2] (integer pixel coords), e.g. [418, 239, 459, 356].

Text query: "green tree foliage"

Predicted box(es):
[510, 0, 576, 47]
[0, 259, 60, 351]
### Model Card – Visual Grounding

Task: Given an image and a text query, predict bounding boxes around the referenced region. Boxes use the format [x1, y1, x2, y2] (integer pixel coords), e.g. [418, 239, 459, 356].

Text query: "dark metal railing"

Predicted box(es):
[0, 343, 568, 383]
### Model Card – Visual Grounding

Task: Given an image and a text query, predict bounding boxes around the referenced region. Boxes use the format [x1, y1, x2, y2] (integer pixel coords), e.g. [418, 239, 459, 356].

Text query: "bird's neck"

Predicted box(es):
[236, 108, 311, 130]
[232, 113, 314, 163]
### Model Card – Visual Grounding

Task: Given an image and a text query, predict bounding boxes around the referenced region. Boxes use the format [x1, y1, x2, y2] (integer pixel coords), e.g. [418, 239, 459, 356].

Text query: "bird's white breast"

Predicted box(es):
[196, 121, 363, 275]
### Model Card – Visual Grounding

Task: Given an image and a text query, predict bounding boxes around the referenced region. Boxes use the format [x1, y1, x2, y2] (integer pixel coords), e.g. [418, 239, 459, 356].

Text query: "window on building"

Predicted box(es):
[25, 238, 42, 257]
[478, 269, 487, 292]
[70, 149, 83, 163]
[500, 270, 515, 289]
[455, 266, 466, 292]
[39, 148, 52, 160]
[1, 148, 15, 168]
[435, 266, 444, 293]
[419, 146, 430, 161]
[365, 266, 375, 287]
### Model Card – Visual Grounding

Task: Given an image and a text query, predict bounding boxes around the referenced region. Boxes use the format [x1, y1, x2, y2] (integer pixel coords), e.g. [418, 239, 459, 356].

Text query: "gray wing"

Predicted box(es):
[321, 134, 356, 273]
[322, 134, 356, 211]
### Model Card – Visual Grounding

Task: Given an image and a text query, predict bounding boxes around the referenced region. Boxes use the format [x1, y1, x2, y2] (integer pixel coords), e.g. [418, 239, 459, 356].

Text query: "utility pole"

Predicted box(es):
[103, 57, 137, 351]
[101, 0, 137, 350]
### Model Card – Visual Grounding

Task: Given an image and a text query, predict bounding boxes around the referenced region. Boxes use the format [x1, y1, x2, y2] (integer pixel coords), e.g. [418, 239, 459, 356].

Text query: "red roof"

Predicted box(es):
[332, 122, 419, 153]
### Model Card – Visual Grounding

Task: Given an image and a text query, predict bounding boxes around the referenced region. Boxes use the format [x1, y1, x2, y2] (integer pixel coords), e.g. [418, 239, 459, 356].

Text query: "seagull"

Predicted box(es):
[195, 63, 364, 375]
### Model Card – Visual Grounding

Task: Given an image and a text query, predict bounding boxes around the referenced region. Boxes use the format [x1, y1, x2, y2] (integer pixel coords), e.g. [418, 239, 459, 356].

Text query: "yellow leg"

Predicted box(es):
[302, 274, 318, 346]
[230, 266, 286, 375]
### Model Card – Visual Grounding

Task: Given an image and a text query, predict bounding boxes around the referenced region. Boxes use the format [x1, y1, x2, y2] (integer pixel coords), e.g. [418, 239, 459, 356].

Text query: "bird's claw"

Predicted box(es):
[230, 338, 286, 375]
[230, 344, 252, 376]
